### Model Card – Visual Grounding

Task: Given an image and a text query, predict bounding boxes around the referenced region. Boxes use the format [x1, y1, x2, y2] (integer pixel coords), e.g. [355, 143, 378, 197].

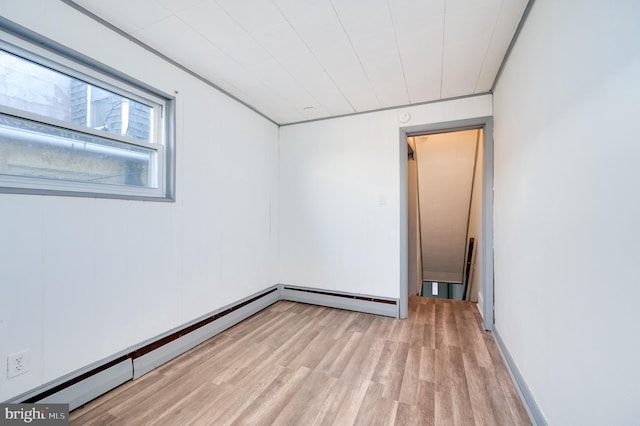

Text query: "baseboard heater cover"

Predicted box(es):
[14, 287, 279, 410]
[133, 288, 279, 379]
[11, 285, 397, 410]
[280, 285, 399, 318]
[37, 359, 132, 412]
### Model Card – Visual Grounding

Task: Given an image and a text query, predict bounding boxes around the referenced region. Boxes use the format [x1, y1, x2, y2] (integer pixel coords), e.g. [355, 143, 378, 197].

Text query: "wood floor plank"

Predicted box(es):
[461, 350, 500, 425]
[449, 349, 475, 426]
[286, 331, 336, 370]
[480, 366, 517, 426]
[324, 332, 364, 377]
[76, 372, 169, 421]
[69, 297, 531, 426]
[230, 366, 311, 425]
[340, 335, 386, 384]
[376, 342, 410, 400]
[394, 402, 419, 426]
[388, 317, 413, 343]
[272, 325, 321, 368]
[307, 379, 355, 426]
[271, 370, 337, 426]
[434, 388, 456, 426]
[398, 344, 421, 405]
[148, 382, 227, 426]
[353, 382, 398, 426]
[417, 380, 436, 426]
[104, 371, 206, 425]
[454, 303, 493, 369]
[345, 312, 374, 335]
[419, 346, 436, 383]
[325, 378, 370, 425]
[190, 363, 285, 425]
[328, 310, 360, 340]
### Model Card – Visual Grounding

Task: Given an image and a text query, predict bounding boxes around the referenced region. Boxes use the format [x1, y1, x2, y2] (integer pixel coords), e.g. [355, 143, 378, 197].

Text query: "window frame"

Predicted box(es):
[0, 27, 175, 201]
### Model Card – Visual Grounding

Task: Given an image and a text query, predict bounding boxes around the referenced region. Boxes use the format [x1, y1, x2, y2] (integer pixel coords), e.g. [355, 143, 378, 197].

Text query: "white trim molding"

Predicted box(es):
[493, 326, 547, 426]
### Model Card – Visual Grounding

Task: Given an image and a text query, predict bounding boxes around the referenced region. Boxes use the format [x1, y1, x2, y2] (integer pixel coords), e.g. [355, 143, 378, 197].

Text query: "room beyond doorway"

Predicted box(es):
[408, 129, 482, 303]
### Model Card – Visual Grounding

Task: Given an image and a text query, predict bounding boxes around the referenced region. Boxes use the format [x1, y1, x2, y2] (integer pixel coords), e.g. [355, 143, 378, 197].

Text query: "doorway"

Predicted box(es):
[410, 129, 481, 301]
[399, 117, 494, 331]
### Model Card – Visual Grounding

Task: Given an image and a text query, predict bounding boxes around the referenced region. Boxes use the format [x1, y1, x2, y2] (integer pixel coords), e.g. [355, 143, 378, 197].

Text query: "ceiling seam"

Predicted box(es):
[328, 0, 382, 109]
[385, 0, 412, 104]
[473, 0, 505, 93]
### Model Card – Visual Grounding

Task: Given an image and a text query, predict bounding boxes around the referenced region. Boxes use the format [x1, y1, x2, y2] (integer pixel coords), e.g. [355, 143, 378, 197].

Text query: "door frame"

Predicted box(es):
[399, 116, 494, 331]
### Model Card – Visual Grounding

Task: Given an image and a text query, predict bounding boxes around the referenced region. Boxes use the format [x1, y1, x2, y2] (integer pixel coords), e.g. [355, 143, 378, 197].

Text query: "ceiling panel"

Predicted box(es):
[396, 23, 444, 102]
[154, 0, 205, 14]
[287, 12, 347, 49]
[444, 3, 499, 45]
[74, 0, 172, 33]
[331, 0, 394, 38]
[239, 83, 309, 123]
[176, 1, 273, 67]
[312, 41, 381, 112]
[131, 15, 220, 74]
[215, 0, 286, 33]
[387, 0, 445, 30]
[351, 28, 409, 106]
[69, 0, 529, 124]
[272, 0, 335, 20]
[474, 0, 530, 91]
[441, 39, 487, 97]
[250, 22, 310, 60]
[253, 59, 314, 102]
[277, 53, 354, 115]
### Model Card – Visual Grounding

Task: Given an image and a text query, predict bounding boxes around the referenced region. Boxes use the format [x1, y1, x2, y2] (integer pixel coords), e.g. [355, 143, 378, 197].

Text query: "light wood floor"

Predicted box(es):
[70, 296, 531, 425]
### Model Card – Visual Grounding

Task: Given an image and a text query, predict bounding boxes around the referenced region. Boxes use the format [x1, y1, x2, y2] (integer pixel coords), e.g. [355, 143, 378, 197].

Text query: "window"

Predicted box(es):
[0, 31, 174, 200]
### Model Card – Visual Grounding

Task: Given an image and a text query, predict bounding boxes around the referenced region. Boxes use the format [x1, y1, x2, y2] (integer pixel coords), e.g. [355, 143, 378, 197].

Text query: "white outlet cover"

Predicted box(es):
[7, 350, 29, 379]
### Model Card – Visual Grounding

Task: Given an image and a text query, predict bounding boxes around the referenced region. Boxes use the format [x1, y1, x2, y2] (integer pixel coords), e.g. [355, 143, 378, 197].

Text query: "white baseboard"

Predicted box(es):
[493, 326, 547, 426]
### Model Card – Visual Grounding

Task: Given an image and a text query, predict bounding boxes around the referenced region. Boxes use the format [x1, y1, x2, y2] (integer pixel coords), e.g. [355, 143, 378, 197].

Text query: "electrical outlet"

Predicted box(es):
[7, 350, 29, 379]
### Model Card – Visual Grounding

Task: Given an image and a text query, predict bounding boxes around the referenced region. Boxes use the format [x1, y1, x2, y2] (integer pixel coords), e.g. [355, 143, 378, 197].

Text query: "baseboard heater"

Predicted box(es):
[280, 285, 399, 318]
[10, 285, 398, 411]
[16, 287, 280, 411]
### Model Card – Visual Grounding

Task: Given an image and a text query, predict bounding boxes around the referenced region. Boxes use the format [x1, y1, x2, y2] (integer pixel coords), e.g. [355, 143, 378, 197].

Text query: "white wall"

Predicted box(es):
[278, 95, 492, 299]
[0, 1, 278, 401]
[406, 142, 421, 296]
[493, 0, 640, 424]
[466, 130, 483, 303]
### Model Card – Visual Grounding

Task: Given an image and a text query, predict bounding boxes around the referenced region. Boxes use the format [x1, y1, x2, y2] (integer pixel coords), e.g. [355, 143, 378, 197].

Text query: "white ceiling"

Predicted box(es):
[70, 0, 528, 125]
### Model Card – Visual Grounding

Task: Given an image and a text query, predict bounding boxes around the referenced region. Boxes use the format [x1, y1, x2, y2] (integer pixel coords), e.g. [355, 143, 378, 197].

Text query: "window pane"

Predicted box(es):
[0, 50, 153, 142]
[0, 115, 156, 188]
